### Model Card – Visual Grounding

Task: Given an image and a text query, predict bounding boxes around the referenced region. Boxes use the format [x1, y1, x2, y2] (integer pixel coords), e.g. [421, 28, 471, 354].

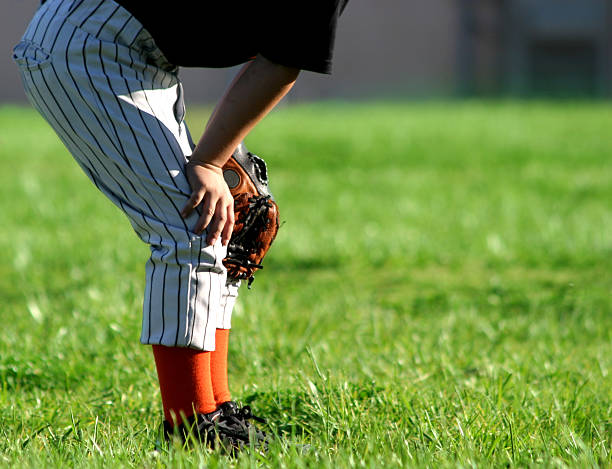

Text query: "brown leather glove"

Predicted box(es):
[222, 143, 280, 287]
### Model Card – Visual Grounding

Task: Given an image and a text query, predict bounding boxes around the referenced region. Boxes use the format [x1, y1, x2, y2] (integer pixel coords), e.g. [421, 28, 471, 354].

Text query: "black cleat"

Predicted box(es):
[163, 408, 222, 446]
[217, 401, 269, 451]
[162, 404, 268, 454]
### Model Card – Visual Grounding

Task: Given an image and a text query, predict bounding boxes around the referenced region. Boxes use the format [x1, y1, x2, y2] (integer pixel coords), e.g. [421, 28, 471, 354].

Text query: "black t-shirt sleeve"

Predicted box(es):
[114, 0, 348, 73]
[257, 0, 347, 74]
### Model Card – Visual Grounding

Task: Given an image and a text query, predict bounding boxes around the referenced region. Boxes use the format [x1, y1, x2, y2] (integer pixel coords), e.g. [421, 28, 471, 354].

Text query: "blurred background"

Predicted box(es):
[2, 0, 612, 104]
[1, 3, 611, 466]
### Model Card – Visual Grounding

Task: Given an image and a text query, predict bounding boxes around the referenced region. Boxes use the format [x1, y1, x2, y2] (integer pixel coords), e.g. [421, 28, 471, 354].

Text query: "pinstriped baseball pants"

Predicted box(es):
[13, 0, 239, 351]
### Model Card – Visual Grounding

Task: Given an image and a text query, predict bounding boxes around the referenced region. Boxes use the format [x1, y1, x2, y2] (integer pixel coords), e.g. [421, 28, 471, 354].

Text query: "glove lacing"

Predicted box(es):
[225, 195, 274, 287]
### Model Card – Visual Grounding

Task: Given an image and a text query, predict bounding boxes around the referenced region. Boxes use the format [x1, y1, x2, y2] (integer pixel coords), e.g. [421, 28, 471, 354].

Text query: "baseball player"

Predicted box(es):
[13, 0, 348, 450]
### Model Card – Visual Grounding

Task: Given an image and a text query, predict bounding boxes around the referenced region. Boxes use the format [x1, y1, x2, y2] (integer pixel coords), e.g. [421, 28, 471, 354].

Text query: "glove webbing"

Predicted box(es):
[226, 195, 274, 288]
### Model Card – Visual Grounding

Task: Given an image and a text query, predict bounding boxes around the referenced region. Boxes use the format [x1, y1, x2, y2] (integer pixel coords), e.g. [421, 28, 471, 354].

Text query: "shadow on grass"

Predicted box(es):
[241, 381, 386, 439]
[241, 390, 320, 438]
[0, 359, 51, 392]
[267, 255, 343, 272]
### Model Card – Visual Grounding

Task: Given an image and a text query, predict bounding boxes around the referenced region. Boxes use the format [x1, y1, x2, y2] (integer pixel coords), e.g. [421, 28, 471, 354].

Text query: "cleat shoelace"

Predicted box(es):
[218, 403, 268, 446]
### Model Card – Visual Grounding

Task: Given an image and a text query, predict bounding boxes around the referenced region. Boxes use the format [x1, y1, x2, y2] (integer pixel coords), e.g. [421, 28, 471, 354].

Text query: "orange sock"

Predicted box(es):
[210, 329, 231, 406]
[152, 345, 217, 426]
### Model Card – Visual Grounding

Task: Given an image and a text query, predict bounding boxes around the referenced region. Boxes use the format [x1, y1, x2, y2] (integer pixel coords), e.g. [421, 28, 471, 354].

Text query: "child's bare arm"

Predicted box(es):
[181, 55, 299, 246]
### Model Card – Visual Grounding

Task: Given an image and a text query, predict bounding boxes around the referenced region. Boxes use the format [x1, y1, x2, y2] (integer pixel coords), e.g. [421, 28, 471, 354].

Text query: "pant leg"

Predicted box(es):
[217, 280, 240, 330]
[13, 0, 240, 351]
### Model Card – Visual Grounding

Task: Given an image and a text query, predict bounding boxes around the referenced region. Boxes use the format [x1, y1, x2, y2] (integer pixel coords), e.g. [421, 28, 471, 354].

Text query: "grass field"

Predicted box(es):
[0, 101, 610, 468]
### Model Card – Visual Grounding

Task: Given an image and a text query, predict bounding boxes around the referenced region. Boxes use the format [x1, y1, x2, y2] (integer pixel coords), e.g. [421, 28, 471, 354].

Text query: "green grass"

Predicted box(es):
[0, 101, 610, 468]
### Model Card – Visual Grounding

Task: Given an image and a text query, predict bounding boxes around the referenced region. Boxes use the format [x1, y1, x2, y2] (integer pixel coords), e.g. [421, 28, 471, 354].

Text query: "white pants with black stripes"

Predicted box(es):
[13, 0, 239, 351]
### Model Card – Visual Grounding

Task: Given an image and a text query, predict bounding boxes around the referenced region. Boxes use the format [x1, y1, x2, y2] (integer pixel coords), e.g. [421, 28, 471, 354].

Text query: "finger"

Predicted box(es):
[181, 191, 203, 218]
[221, 202, 235, 247]
[206, 199, 227, 246]
[194, 192, 216, 235]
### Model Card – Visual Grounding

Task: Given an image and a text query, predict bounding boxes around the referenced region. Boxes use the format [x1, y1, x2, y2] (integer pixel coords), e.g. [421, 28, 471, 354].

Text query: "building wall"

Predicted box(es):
[1, 0, 458, 104]
[461, 0, 612, 97]
[2, 1, 39, 103]
[2, 1, 608, 103]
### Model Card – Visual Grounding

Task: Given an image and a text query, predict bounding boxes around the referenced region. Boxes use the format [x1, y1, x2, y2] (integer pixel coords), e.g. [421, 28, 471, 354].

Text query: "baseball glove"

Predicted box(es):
[222, 143, 280, 287]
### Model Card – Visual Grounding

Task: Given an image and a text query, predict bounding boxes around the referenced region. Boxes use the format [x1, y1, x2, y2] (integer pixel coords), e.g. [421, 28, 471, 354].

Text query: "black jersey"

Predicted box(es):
[114, 1, 348, 74]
